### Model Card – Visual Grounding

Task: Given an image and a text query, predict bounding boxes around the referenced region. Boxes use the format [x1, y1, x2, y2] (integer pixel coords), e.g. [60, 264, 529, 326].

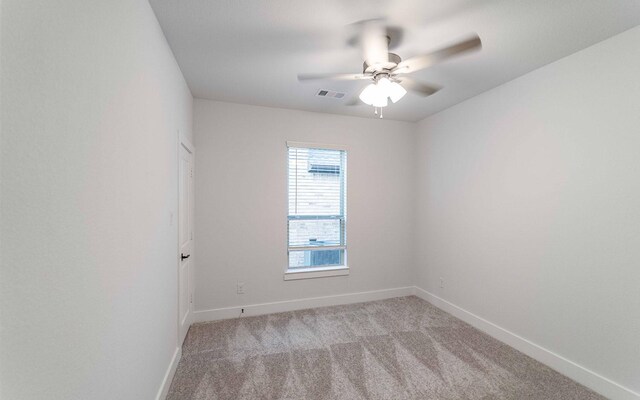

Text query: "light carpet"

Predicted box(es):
[167, 296, 605, 399]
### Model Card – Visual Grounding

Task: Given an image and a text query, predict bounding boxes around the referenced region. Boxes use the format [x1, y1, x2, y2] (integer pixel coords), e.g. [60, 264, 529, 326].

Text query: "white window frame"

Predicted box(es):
[285, 141, 349, 280]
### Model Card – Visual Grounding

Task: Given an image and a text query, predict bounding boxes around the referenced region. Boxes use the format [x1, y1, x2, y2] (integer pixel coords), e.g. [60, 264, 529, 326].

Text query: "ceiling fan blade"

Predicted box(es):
[395, 34, 481, 74]
[361, 20, 389, 67]
[297, 73, 370, 82]
[396, 77, 441, 96]
[347, 23, 403, 50]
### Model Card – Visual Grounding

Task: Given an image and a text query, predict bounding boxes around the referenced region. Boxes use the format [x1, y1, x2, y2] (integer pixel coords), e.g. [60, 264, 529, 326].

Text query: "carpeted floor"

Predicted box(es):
[167, 296, 605, 399]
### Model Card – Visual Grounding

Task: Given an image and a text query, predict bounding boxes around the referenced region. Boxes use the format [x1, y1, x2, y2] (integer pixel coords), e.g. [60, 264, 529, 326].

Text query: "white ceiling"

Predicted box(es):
[149, 0, 640, 122]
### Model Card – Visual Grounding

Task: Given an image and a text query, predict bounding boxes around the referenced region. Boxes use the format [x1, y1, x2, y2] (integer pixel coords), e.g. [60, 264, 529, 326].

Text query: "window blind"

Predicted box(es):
[287, 146, 347, 269]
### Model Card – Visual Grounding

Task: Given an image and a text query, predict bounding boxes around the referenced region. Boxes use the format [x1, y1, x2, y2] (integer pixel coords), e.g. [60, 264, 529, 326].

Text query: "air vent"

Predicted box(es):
[316, 89, 346, 99]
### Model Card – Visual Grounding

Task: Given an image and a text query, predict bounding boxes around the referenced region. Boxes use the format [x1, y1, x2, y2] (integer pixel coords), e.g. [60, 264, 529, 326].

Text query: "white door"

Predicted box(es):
[178, 137, 194, 344]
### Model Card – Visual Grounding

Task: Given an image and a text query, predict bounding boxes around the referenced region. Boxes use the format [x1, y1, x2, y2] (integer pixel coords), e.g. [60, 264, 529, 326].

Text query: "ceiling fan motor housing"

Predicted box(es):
[363, 53, 402, 74]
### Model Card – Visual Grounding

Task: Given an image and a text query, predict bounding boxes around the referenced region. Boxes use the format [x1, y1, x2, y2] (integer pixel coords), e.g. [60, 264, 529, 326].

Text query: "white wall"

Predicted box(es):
[193, 100, 415, 311]
[415, 26, 640, 395]
[3, 1, 638, 398]
[0, 1, 192, 399]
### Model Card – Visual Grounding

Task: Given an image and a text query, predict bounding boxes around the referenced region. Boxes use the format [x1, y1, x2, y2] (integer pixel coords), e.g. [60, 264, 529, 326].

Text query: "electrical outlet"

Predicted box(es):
[439, 277, 444, 288]
[237, 282, 245, 294]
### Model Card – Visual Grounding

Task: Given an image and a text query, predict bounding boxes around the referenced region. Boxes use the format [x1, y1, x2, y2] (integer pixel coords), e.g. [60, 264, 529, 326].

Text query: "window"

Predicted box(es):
[287, 143, 347, 275]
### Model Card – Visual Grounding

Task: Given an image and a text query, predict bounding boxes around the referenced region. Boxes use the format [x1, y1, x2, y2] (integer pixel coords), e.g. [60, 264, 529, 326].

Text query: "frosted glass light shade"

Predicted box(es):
[388, 81, 407, 103]
[371, 92, 388, 107]
[377, 77, 392, 92]
[358, 83, 377, 105]
[359, 83, 388, 107]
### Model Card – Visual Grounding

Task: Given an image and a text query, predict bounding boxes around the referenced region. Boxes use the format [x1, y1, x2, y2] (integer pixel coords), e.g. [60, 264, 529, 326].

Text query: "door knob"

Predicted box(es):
[181, 253, 191, 260]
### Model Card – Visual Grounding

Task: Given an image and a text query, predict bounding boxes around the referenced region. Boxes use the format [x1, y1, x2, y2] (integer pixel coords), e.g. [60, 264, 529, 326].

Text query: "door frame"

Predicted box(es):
[177, 130, 195, 345]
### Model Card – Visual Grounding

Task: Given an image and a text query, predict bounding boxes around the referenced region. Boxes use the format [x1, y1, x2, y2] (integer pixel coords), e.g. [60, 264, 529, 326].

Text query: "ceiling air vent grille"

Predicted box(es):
[316, 89, 346, 99]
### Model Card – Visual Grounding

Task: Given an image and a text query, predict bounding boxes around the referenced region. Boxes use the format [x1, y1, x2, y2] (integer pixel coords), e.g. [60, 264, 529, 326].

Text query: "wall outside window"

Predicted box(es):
[193, 100, 416, 310]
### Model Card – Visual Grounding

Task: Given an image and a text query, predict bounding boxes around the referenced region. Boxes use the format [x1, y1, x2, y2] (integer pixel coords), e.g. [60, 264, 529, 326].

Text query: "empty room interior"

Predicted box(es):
[2, 1, 640, 399]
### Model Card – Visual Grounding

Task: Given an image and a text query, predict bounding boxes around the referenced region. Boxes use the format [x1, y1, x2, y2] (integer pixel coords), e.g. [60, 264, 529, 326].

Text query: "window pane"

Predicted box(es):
[288, 249, 345, 269]
[288, 148, 345, 216]
[288, 218, 344, 247]
[287, 146, 346, 269]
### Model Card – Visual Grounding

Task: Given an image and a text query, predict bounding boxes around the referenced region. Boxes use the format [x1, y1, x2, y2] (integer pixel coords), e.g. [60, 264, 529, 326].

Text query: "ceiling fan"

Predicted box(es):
[297, 21, 482, 118]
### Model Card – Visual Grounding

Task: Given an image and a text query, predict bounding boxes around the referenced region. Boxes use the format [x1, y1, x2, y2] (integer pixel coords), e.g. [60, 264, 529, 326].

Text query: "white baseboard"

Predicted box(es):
[413, 286, 640, 400]
[192, 286, 413, 323]
[155, 346, 181, 400]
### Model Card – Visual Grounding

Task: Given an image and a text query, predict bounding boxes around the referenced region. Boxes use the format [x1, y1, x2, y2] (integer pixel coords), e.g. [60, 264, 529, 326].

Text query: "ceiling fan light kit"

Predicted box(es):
[297, 20, 482, 118]
[360, 76, 407, 105]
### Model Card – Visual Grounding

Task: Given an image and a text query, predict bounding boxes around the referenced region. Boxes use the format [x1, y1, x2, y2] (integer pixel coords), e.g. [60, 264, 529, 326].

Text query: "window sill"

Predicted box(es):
[284, 266, 349, 281]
